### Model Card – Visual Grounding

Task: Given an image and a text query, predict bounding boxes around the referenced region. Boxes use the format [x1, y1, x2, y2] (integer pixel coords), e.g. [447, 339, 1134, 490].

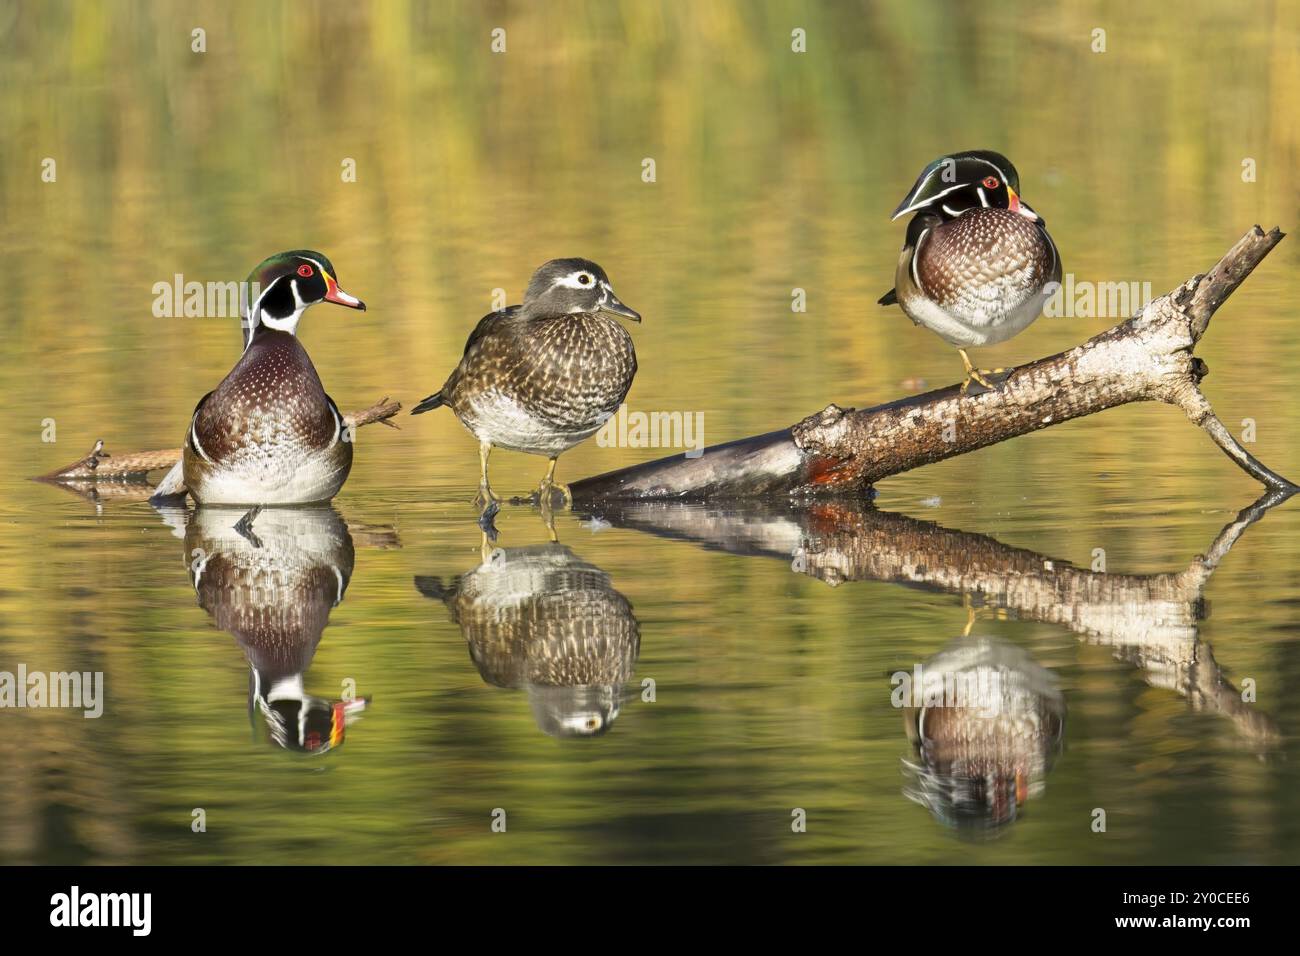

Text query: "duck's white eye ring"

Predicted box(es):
[577, 273, 591, 285]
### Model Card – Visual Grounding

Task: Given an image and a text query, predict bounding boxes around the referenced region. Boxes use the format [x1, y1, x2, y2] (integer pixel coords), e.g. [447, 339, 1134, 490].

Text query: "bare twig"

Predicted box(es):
[343, 397, 401, 430]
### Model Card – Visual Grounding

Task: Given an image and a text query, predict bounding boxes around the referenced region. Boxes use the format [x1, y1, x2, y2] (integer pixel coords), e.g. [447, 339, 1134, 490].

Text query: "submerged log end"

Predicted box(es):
[36, 440, 179, 483]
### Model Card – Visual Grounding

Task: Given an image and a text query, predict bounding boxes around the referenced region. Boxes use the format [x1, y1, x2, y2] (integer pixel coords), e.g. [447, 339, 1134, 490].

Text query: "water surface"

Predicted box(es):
[1, 0, 1299, 864]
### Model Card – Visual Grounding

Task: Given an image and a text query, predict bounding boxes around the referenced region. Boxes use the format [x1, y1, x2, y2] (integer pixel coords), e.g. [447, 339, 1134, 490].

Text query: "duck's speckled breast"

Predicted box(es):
[196, 333, 338, 458]
[451, 312, 638, 455]
[184, 332, 352, 503]
[915, 208, 1057, 323]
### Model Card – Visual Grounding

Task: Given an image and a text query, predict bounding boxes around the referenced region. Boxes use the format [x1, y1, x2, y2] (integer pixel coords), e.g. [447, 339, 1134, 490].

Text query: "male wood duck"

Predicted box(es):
[170, 251, 366, 505]
[184, 505, 368, 754]
[411, 258, 639, 510]
[879, 151, 1061, 393]
[902, 638, 1065, 834]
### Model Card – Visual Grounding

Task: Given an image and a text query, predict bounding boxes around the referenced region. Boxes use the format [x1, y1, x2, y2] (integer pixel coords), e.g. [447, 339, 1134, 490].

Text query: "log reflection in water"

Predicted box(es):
[584, 492, 1283, 746]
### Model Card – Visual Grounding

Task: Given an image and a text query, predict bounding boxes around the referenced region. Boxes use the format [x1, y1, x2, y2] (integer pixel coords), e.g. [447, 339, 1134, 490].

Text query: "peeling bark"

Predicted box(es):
[572, 226, 1290, 502]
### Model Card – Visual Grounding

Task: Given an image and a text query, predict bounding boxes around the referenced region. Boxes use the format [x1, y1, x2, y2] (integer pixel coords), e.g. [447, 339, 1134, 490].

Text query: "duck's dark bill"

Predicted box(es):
[601, 297, 641, 322]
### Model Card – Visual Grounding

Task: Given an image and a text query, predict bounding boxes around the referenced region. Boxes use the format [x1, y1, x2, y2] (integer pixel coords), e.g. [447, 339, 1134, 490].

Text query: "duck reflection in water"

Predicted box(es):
[179, 505, 371, 754]
[901, 637, 1065, 835]
[416, 542, 640, 737]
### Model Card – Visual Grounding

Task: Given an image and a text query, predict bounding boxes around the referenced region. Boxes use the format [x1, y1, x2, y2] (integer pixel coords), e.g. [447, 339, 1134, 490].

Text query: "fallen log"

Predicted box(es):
[571, 226, 1292, 502]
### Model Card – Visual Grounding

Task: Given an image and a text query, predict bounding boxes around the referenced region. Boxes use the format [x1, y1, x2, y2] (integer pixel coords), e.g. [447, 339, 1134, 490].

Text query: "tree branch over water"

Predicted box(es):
[572, 226, 1291, 502]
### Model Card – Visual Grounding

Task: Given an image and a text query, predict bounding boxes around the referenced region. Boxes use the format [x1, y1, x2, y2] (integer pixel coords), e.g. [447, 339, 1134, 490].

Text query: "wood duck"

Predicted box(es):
[879, 151, 1061, 393]
[902, 637, 1065, 834]
[183, 505, 368, 754]
[411, 258, 639, 511]
[415, 542, 640, 737]
[173, 251, 367, 505]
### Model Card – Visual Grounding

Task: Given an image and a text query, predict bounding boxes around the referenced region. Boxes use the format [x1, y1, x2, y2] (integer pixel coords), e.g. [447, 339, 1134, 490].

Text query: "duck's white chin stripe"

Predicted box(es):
[259, 309, 305, 335]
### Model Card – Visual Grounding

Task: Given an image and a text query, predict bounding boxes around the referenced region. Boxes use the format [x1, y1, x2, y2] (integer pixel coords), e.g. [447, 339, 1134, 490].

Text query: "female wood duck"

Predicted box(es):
[411, 258, 640, 510]
[174, 250, 366, 505]
[879, 150, 1060, 393]
[414, 542, 640, 738]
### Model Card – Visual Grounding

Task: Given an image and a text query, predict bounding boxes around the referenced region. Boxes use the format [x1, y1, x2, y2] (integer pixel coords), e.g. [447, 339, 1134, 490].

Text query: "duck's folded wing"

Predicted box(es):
[325, 393, 347, 447]
[186, 390, 217, 463]
[462, 304, 522, 355]
[149, 457, 187, 502]
[150, 391, 213, 503]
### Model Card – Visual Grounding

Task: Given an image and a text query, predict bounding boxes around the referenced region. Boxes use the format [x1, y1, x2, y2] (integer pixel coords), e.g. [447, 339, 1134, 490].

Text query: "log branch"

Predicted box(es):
[572, 226, 1290, 502]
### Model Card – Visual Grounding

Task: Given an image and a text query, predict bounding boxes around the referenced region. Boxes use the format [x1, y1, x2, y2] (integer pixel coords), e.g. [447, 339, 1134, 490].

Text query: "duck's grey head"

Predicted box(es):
[527, 684, 623, 738]
[523, 258, 641, 322]
[241, 249, 366, 346]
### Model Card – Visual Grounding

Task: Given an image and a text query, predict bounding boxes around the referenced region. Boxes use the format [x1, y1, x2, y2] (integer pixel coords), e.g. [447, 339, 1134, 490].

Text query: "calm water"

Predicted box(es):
[2, 1, 1299, 864]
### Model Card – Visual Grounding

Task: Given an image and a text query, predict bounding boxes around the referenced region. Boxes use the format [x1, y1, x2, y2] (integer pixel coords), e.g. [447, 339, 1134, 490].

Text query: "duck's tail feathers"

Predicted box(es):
[411, 391, 446, 415]
[148, 457, 188, 505]
[413, 576, 453, 601]
[878, 288, 898, 306]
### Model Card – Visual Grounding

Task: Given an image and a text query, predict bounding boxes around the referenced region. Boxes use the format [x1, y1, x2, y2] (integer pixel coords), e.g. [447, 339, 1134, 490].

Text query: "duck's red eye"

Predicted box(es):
[297, 264, 314, 277]
[982, 176, 999, 189]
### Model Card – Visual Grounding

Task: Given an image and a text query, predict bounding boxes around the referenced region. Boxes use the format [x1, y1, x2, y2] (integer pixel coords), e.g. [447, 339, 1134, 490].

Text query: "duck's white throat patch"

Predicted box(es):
[244, 274, 306, 346]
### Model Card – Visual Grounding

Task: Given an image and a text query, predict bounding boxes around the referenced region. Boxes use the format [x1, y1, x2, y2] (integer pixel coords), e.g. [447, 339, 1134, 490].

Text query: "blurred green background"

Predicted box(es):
[0, 0, 1298, 864]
